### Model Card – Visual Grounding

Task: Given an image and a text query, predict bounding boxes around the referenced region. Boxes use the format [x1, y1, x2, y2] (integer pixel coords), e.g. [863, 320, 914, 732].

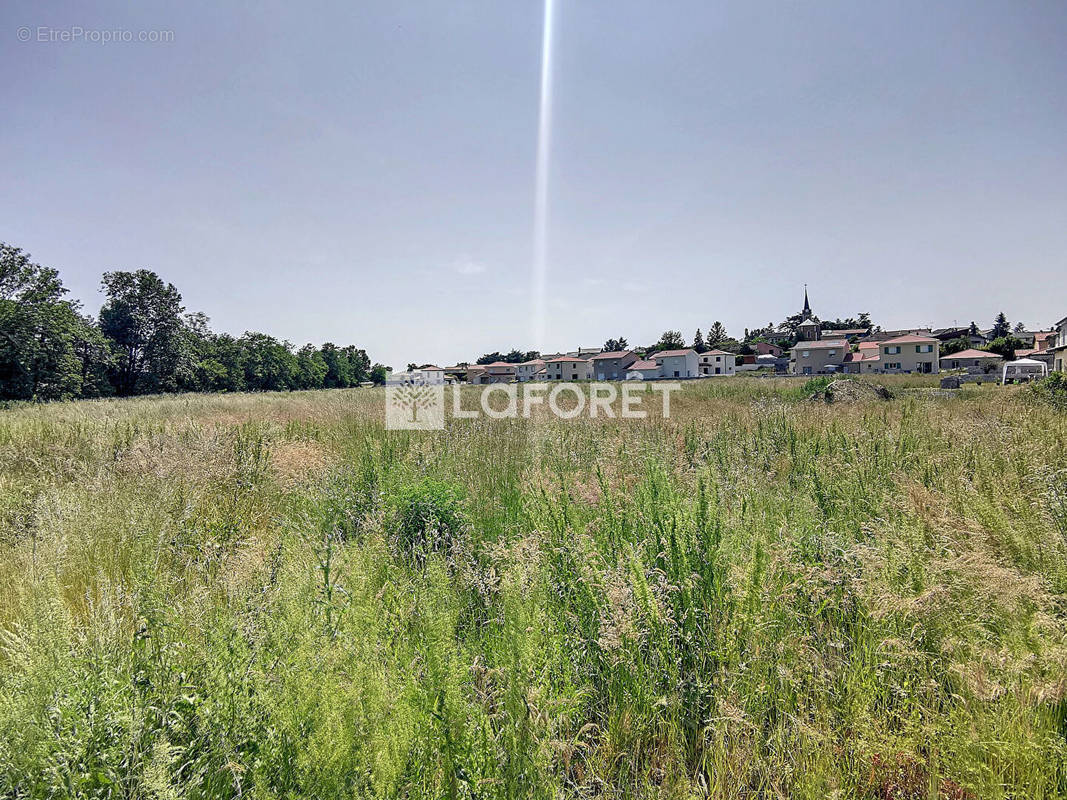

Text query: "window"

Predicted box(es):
[715, 367, 721, 374]
[828, 350, 836, 356]
[674, 370, 679, 377]
[884, 346, 901, 355]
[802, 351, 810, 358]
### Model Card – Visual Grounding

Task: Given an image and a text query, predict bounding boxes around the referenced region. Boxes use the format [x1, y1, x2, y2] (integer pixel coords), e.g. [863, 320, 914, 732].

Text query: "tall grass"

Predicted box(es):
[0, 379, 1064, 798]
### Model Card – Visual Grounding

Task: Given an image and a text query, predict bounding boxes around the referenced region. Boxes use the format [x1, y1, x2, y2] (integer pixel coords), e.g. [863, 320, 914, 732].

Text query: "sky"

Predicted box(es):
[2, 0, 1066, 369]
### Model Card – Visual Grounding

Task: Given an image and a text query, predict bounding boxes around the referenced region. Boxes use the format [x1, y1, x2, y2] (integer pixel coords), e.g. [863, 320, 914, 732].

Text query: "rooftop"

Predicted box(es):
[630, 359, 658, 370]
[946, 349, 1001, 359]
[791, 339, 849, 350]
[652, 348, 696, 359]
[880, 334, 939, 345]
[589, 350, 634, 360]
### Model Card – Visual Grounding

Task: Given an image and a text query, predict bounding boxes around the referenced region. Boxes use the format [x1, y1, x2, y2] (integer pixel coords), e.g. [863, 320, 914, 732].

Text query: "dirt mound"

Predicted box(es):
[810, 379, 890, 404]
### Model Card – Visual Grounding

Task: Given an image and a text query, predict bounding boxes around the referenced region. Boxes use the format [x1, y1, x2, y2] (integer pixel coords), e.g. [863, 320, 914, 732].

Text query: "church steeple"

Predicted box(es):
[802, 284, 812, 318]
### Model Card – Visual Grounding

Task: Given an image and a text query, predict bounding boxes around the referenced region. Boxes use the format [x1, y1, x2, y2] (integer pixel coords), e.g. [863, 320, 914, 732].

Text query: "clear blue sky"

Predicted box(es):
[3, 0, 1065, 368]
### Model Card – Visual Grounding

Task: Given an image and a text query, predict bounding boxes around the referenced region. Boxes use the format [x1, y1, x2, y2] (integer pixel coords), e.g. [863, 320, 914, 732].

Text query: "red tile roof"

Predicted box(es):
[518, 359, 545, 366]
[880, 334, 938, 345]
[630, 359, 658, 370]
[545, 356, 588, 363]
[483, 361, 517, 368]
[702, 349, 734, 356]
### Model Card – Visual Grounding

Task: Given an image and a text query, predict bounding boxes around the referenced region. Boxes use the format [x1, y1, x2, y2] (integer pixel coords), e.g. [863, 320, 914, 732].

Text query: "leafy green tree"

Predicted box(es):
[990, 312, 1010, 339]
[406, 363, 418, 372]
[653, 330, 685, 350]
[0, 243, 96, 400]
[99, 270, 188, 395]
[239, 332, 297, 391]
[940, 337, 971, 356]
[603, 337, 629, 352]
[369, 364, 389, 385]
[295, 344, 328, 390]
[985, 336, 1023, 361]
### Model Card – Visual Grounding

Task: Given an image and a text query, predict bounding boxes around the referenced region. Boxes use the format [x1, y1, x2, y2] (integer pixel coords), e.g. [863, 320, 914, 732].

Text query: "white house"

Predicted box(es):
[652, 349, 698, 378]
[698, 350, 735, 377]
[415, 365, 445, 384]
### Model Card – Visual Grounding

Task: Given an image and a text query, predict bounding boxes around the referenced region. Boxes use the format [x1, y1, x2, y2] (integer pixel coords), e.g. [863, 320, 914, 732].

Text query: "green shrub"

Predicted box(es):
[391, 477, 467, 561]
[1028, 372, 1067, 410]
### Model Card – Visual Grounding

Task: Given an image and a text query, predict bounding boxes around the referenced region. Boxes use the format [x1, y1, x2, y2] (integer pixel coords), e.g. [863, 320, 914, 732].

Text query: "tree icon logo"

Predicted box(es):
[385, 372, 445, 430]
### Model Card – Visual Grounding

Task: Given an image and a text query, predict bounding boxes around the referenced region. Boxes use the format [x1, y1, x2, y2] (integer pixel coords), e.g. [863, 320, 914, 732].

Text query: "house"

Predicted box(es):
[877, 334, 939, 374]
[1033, 330, 1056, 352]
[820, 327, 869, 340]
[842, 341, 881, 374]
[516, 359, 546, 382]
[544, 356, 592, 381]
[415, 364, 445, 384]
[863, 328, 933, 343]
[626, 359, 661, 380]
[752, 341, 783, 356]
[942, 349, 1002, 373]
[652, 348, 698, 378]
[465, 365, 487, 384]
[698, 350, 736, 376]
[932, 327, 987, 348]
[1014, 348, 1055, 370]
[790, 339, 849, 375]
[1050, 317, 1067, 372]
[442, 365, 470, 383]
[589, 350, 638, 380]
[480, 361, 518, 383]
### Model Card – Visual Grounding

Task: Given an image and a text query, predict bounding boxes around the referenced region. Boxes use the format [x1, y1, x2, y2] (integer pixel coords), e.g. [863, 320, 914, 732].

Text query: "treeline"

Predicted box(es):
[0, 242, 382, 402]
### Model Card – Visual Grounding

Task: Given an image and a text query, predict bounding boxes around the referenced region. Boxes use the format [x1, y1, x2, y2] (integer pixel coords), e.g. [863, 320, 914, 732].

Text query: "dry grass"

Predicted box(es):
[0, 377, 1065, 798]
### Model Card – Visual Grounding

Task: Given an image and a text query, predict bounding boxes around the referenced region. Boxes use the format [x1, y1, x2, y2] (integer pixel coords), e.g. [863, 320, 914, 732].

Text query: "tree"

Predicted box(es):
[1013, 321, 1026, 334]
[369, 364, 389, 385]
[706, 322, 729, 347]
[0, 243, 97, 400]
[985, 336, 1023, 361]
[99, 270, 188, 395]
[653, 330, 685, 351]
[295, 344, 328, 390]
[990, 312, 1010, 339]
[940, 337, 971, 357]
[968, 321, 980, 337]
[407, 363, 418, 372]
[692, 329, 706, 354]
[603, 337, 629, 353]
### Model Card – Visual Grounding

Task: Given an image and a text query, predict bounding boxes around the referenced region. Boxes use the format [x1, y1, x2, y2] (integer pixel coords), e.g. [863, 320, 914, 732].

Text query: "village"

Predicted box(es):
[401, 290, 1067, 386]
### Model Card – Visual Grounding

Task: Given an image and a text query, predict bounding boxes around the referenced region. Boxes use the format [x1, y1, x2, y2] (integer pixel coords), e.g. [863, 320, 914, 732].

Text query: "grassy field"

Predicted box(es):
[0, 377, 1064, 798]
